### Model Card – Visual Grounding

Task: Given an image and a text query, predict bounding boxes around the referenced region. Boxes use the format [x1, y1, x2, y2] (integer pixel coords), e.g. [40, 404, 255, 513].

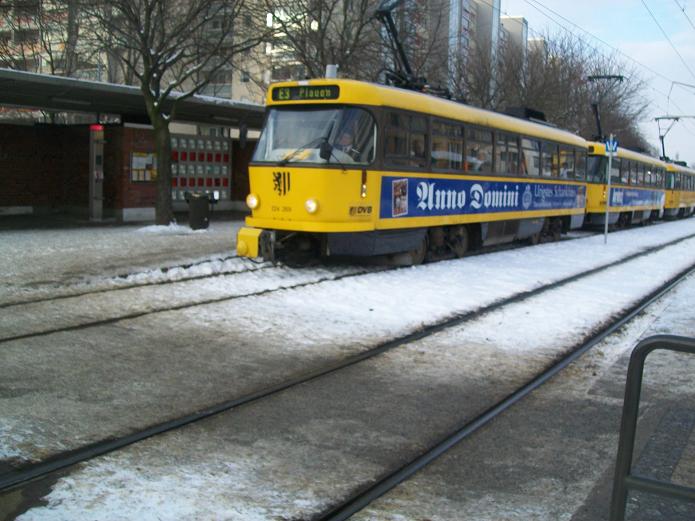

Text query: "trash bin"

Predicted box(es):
[185, 192, 210, 230]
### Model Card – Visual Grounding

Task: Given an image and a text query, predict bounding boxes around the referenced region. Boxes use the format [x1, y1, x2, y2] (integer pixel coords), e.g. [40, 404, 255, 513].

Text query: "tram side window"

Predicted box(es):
[629, 162, 638, 185]
[646, 166, 654, 186]
[431, 120, 464, 171]
[520, 138, 540, 176]
[610, 158, 621, 184]
[656, 169, 663, 187]
[620, 161, 630, 185]
[385, 112, 428, 169]
[541, 142, 558, 177]
[466, 128, 494, 173]
[587, 156, 605, 183]
[636, 164, 644, 186]
[575, 150, 587, 180]
[558, 146, 575, 179]
[495, 132, 519, 175]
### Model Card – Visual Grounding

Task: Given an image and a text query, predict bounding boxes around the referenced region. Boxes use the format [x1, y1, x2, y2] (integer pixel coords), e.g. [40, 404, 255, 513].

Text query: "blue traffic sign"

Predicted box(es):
[606, 138, 619, 153]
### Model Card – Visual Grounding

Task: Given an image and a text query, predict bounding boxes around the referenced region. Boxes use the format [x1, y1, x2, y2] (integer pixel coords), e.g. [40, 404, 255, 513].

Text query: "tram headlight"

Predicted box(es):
[305, 198, 319, 214]
[246, 193, 259, 210]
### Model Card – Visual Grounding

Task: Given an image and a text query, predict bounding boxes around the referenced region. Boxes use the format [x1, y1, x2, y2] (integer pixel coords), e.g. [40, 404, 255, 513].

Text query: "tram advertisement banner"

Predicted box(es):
[380, 176, 586, 219]
[609, 188, 664, 207]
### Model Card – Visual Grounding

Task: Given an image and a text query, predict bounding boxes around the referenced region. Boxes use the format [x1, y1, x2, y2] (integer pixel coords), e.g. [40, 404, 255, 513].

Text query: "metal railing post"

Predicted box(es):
[610, 335, 695, 520]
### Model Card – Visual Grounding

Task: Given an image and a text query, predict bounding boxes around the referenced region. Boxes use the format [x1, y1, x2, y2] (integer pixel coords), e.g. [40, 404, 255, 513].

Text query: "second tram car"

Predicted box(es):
[664, 162, 695, 219]
[585, 142, 666, 228]
[237, 79, 589, 263]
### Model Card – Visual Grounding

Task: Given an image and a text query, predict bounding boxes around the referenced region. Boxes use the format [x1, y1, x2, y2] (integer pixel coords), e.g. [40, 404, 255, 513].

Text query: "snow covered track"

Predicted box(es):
[317, 265, 695, 521]
[0, 265, 379, 344]
[0, 254, 250, 309]
[2, 226, 694, 501]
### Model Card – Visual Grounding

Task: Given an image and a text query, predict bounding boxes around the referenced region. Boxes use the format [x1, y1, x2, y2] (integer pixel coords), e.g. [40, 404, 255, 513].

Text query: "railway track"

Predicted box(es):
[2, 232, 693, 498]
[0, 264, 381, 343]
[316, 263, 695, 521]
[0, 228, 634, 343]
[0, 254, 258, 309]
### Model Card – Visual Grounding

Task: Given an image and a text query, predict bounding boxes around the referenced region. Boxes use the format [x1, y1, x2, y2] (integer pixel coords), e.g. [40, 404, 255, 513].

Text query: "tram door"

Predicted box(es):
[89, 124, 105, 221]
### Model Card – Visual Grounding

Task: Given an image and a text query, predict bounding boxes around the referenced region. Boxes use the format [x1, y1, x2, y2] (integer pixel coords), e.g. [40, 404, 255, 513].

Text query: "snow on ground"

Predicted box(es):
[1, 220, 694, 462]
[12, 220, 695, 521]
[193, 220, 695, 353]
[0, 219, 245, 301]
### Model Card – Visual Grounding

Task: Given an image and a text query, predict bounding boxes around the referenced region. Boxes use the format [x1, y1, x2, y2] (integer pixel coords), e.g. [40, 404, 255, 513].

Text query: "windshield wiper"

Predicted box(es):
[277, 121, 335, 166]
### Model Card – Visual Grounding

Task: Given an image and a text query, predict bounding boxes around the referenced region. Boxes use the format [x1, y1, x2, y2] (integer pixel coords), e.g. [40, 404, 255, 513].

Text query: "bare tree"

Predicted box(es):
[259, 0, 383, 82]
[84, 0, 267, 224]
[468, 30, 652, 152]
[0, 0, 89, 75]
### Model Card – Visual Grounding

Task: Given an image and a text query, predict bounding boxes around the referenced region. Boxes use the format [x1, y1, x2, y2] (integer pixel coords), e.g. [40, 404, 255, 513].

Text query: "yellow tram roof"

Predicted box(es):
[266, 78, 587, 148]
[587, 141, 667, 168]
[665, 161, 695, 175]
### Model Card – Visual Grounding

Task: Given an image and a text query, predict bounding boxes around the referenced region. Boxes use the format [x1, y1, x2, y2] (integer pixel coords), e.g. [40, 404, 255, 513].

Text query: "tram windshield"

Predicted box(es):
[253, 106, 376, 165]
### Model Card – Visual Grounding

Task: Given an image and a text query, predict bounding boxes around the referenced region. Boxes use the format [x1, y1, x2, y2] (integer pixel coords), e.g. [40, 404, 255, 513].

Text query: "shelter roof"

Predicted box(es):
[0, 68, 265, 128]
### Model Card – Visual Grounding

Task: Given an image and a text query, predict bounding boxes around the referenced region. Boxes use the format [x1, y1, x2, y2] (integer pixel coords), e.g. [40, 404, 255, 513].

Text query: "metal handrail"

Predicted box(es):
[610, 334, 695, 520]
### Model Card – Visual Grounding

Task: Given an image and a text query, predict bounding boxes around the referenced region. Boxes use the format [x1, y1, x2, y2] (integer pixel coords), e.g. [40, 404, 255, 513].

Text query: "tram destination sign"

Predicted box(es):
[272, 85, 340, 101]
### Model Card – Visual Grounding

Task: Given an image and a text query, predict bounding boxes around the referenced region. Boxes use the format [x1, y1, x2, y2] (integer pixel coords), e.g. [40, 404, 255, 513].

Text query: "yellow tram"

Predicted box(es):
[237, 79, 591, 263]
[585, 142, 667, 227]
[664, 162, 695, 219]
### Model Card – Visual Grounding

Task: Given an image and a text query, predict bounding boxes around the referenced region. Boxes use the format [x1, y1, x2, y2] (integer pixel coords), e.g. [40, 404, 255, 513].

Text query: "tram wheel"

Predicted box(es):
[551, 218, 562, 241]
[448, 225, 470, 257]
[410, 235, 428, 265]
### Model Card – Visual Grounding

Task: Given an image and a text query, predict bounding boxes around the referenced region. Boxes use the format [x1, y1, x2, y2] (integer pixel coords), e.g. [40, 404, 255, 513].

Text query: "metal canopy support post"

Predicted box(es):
[89, 124, 105, 221]
[610, 335, 695, 521]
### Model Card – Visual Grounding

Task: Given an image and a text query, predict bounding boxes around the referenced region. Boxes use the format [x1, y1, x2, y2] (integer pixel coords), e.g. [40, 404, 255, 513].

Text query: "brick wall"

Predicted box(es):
[105, 126, 158, 210]
[0, 123, 251, 218]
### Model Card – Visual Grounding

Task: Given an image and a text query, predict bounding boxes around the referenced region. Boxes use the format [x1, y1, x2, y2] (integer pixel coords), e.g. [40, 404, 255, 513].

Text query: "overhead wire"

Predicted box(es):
[521, 0, 678, 85]
[500, 0, 695, 144]
[468, 0, 695, 142]
[640, 0, 695, 82]
[673, 0, 695, 32]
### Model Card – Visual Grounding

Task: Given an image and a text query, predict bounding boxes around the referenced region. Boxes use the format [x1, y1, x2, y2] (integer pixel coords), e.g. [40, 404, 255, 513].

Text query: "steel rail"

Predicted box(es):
[2, 231, 694, 345]
[0, 267, 381, 344]
[317, 265, 695, 521]
[0, 254, 253, 310]
[1, 234, 694, 494]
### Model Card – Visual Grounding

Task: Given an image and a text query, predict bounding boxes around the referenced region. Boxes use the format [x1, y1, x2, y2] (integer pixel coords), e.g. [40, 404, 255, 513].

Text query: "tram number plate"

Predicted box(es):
[272, 206, 292, 212]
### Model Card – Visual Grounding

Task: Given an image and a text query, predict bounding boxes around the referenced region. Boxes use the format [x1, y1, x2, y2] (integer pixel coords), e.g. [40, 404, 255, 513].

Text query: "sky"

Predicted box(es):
[501, 0, 695, 166]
